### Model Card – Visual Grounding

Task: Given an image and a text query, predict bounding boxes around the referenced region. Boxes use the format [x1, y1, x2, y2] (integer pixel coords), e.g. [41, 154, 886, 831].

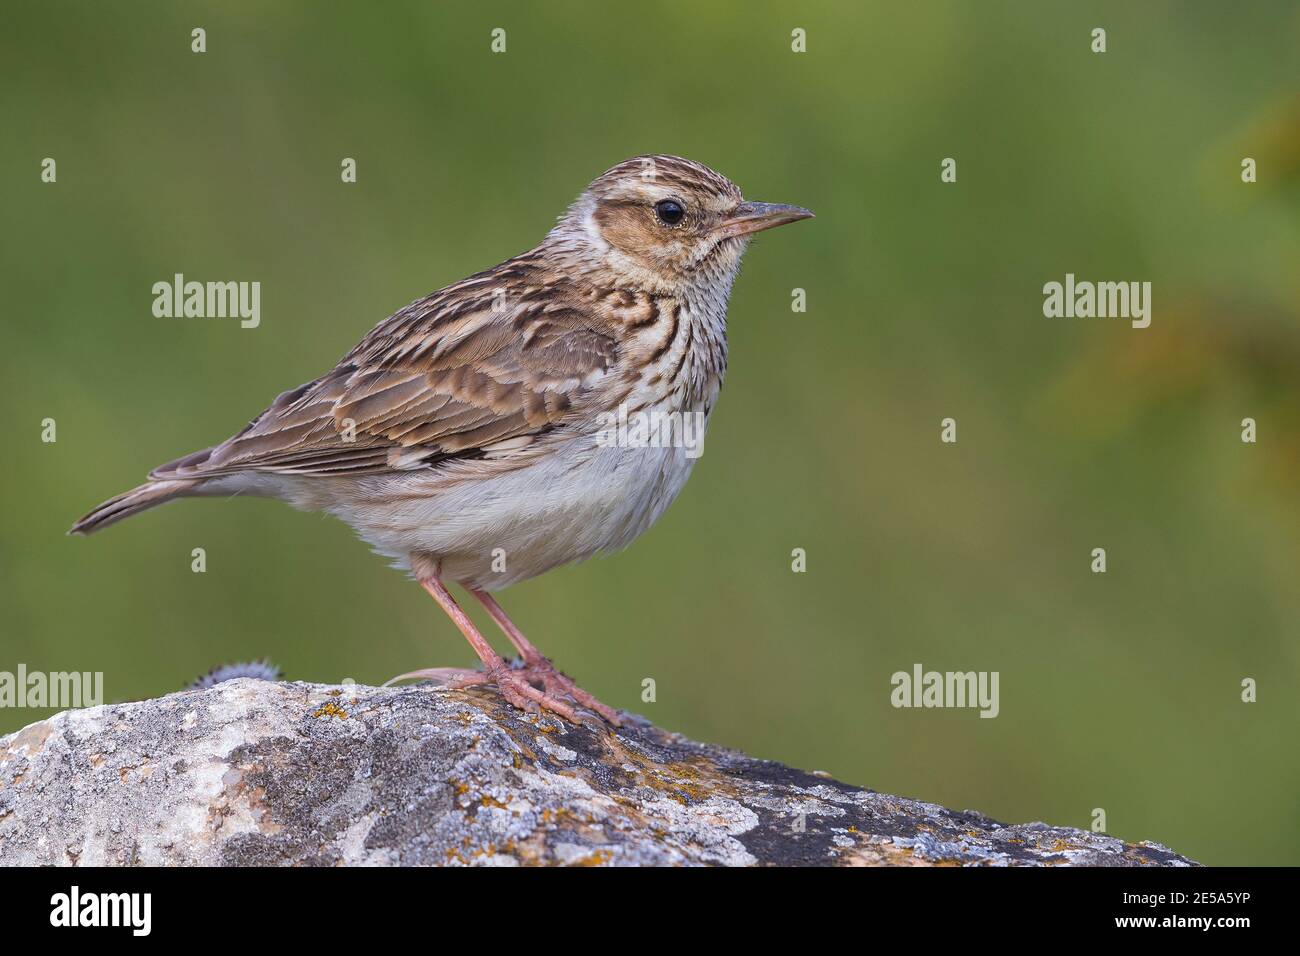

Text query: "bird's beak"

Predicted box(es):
[717, 201, 815, 240]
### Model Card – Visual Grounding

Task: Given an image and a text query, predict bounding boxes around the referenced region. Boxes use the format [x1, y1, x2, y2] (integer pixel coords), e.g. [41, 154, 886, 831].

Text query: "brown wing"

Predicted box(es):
[151, 259, 621, 480]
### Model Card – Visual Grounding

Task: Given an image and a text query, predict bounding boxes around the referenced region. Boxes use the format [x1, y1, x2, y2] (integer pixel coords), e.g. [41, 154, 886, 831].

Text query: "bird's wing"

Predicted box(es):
[150, 264, 621, 480]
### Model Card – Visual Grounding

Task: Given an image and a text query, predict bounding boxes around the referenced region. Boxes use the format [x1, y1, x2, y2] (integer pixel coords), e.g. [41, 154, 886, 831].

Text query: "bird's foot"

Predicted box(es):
[511, 654, 623, 727]
[383, 663, 583, 725]
[489, 660, 584, 724]
[383, 658, 620, 726]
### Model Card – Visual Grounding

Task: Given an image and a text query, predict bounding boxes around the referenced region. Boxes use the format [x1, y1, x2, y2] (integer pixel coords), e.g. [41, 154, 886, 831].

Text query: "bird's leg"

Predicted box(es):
[468, 587, 623, 726]
[387, 570, 579, 724]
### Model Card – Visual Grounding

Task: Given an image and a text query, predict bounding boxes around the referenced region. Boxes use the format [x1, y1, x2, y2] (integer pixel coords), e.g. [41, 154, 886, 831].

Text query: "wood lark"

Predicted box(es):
[71, 155, 814, 725]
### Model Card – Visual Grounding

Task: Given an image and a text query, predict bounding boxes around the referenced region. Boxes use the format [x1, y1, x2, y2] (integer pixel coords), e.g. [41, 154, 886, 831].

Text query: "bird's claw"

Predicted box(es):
[384, 657, 621, 728]
[516, 655, 624, 727]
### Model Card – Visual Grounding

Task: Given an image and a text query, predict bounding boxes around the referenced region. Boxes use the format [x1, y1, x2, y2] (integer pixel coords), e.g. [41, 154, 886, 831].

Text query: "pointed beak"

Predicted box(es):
[717, 201, 815, 240]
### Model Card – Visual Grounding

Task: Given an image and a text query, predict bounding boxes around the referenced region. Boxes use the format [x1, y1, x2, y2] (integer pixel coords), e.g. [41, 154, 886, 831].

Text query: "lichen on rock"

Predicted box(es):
[0, 679, 1196, 866]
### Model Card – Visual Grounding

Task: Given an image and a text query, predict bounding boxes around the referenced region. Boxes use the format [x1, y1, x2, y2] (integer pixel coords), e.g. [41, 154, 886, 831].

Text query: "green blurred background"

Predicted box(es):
[3, 1, 1298, 865]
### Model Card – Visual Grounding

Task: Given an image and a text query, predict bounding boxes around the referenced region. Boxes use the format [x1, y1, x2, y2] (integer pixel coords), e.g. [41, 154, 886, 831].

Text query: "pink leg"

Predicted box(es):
[469, 587, 623, 726]
[387, 571, 579, 723]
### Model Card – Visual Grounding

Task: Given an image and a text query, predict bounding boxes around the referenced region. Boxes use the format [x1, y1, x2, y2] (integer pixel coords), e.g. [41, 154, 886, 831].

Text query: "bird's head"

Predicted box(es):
[549, 154, 813, 292]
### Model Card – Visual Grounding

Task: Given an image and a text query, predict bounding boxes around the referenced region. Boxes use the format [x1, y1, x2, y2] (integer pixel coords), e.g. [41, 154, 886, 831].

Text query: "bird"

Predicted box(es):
[70, 154, 813, 726]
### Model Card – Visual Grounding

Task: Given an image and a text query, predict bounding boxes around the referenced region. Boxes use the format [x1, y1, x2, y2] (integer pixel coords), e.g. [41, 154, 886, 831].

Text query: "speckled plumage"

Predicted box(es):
[72, 154, 812, 722]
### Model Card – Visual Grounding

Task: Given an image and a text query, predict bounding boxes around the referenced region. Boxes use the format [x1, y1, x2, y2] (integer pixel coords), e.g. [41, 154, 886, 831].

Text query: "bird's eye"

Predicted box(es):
[654, 199, 685, 226]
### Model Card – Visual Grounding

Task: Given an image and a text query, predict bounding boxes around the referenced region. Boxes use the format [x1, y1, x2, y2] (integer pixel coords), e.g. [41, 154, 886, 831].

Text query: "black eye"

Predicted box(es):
[654, 199, 685, 225]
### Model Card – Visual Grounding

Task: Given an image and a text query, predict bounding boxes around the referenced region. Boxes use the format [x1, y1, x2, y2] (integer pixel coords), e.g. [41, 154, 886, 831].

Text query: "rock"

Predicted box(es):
[0, 679, 1196, 866]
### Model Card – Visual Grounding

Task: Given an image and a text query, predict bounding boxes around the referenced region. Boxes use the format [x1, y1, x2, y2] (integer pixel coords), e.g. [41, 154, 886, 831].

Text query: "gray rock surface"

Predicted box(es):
[0, 678, 1196, 866]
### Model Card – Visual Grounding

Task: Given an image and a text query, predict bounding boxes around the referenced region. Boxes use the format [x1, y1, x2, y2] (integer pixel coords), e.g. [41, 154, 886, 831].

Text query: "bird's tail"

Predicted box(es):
[69, 478, 202, 535]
